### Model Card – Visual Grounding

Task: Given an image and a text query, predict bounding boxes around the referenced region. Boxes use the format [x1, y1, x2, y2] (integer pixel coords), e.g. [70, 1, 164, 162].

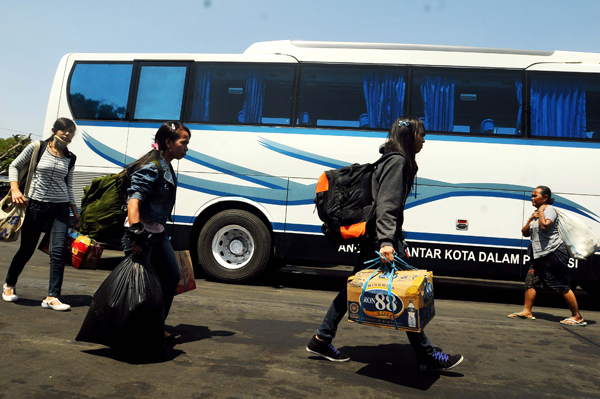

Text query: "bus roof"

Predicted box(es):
[244, 40, 600, 69]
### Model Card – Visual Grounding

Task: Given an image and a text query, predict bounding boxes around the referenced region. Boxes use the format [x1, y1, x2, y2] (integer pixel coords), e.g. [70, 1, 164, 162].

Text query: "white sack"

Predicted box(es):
[556, 209, 600, 260]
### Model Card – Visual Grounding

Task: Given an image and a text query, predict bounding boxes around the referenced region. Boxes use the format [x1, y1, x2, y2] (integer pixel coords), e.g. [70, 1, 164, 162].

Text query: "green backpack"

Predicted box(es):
[79, 160, 162, 243]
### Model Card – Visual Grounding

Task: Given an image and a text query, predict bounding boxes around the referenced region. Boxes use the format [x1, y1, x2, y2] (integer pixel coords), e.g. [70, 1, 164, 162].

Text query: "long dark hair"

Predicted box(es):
[127, 121, 191, 173]
[536, 185, 555, 205]
[383, 115, 425, 178]
[52, 117, 76, 133]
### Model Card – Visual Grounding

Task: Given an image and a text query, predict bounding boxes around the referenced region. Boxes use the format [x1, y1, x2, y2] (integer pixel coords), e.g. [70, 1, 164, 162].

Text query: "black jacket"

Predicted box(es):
[371, 151, 413, 250]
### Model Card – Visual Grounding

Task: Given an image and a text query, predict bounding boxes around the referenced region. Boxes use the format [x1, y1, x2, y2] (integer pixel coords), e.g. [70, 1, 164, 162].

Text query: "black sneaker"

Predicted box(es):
[306, 336, 350, 362]
[419, 350, 464, 371]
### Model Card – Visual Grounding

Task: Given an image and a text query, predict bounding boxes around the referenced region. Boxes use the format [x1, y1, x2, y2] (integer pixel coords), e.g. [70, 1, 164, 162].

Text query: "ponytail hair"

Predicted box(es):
[536, 185, 555, 205]
[383, 115, 425, 178]
[127, 121, 191, 172]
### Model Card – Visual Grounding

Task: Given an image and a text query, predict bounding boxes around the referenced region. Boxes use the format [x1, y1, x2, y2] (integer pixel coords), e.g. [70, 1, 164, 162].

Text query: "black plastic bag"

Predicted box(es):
[76, 254, 165, 359]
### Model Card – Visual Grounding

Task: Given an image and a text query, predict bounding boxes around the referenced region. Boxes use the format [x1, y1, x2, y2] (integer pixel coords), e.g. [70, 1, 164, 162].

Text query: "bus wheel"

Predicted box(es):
[197, 209, 271, 283]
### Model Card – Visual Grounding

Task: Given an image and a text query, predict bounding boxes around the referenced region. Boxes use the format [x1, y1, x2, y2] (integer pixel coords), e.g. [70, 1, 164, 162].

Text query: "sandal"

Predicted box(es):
[559, 318, 587, 326]
[508, 312, 535, 320]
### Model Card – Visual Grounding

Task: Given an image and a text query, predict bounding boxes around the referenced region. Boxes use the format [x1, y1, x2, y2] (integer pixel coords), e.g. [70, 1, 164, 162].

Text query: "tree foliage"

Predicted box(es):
[70, 92, 126, 119]
[0, 134, 32, 175]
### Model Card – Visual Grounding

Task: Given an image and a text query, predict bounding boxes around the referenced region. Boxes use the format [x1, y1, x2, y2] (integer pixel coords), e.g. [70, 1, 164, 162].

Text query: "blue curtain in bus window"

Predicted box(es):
[241, 70, 265, 124]
[515, 79, 523, 135]
[530, 78, 587, 137]
[191, 68, 210, 122]
[420, 75, 455, 132]
[362, 72, 405, 128]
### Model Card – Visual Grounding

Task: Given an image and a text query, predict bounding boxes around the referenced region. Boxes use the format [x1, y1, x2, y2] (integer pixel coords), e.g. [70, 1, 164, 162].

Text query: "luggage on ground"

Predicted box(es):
[38, 229, 104, 269]
[75, 254, 165, 359]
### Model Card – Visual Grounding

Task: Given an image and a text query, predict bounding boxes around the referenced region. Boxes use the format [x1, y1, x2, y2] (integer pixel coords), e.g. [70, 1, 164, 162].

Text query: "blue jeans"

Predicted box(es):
[5, 200, 70, 297]
[316, 240, 435, 363]
[123, 231, 180, 321]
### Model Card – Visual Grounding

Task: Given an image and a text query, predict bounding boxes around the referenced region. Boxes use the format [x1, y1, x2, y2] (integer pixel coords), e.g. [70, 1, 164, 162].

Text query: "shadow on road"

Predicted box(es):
[80, 324, 236, 365]
[167, 323, 236, 344]
[81, 346, 185, 365]
[337, 343, 463, 390]
[13, 294, 93, 308]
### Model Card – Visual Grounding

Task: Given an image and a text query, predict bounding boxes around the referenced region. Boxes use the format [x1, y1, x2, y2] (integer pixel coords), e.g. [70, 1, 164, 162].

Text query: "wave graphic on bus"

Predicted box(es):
[82, 131, 599, 222]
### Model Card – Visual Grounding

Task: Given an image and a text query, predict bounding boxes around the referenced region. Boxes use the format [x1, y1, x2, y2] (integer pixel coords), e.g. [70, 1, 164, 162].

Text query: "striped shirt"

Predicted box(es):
[9, 142, 76, 205]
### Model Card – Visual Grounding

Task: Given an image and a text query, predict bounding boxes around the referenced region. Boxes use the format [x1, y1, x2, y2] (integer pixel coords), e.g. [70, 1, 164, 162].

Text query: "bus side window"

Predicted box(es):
[410, 68, 523, 136]
[134, 65, 187, 121]
[68, 63, 133, 120]
[530, 73, 600, 141]
[184, 64, 294, 126]
[297, 66, 406, 129]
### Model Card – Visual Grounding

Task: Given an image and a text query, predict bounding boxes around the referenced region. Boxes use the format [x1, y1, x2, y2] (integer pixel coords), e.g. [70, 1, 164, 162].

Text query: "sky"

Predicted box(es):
[2, 0, 600, 139]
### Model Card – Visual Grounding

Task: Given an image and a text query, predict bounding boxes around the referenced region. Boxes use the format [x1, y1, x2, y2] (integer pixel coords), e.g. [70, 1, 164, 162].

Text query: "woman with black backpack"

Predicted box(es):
[2, 118, 78, 311]
[306, 115, 464, 371]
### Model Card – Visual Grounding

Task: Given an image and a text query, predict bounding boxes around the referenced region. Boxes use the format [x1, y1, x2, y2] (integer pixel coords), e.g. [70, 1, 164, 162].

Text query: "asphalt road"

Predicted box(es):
[1, 240, 599, 399]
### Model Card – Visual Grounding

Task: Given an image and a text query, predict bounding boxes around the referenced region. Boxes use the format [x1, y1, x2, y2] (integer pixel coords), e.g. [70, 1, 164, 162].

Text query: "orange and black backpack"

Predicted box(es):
[314, 152, 400, 242]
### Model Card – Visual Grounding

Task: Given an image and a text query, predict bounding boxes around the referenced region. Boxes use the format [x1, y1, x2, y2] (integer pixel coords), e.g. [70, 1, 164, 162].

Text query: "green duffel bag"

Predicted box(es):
[79, 160, 162, 243]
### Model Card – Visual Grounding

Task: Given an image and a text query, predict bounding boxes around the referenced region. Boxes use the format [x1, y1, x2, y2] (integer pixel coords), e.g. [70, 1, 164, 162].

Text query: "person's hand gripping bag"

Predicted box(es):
[75, 254, 165, 360]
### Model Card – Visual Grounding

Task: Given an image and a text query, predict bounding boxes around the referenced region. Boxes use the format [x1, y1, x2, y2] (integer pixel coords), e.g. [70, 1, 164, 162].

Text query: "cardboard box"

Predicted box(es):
[347, 269, 435, 332]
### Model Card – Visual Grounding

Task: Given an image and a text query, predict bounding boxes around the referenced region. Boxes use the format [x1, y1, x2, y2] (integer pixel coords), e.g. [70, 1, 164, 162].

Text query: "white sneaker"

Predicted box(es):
[2, 284, 19, 302]
[41, 298, 70, 311]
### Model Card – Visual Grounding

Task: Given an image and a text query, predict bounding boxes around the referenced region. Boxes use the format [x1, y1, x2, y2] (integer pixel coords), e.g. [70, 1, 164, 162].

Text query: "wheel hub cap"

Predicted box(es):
[211, 224, 255, 270]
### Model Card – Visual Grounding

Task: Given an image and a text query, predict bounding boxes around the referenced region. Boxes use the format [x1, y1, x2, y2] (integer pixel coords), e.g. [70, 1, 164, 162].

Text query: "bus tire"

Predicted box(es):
[197, 209, 272, 283]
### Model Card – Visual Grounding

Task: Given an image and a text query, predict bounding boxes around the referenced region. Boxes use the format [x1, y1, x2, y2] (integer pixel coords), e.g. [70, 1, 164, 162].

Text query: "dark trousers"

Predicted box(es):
[123, 231, 180, 321]
[316, 239, 435, 363]
[5, 200, 70, 297]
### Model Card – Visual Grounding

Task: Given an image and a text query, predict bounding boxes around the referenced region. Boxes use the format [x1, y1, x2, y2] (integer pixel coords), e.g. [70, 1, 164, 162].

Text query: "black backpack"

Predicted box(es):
[314, 152, 400, 242]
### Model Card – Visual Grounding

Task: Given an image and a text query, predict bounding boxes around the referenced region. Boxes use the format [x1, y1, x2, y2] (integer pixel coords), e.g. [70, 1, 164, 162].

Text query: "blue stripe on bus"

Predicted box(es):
[423, 134, 600, 149]
[407, 232, 523, 247]
[79, 122, 598, 223]
[407, 190, 598, 222]
[272, 222, 523, 247]
[258, 137, 349, 169]
[82, 132, 128, 167]
[76, 120, 130, 128]
[172, 215, 195, 224]
[77, 120, 600, 148]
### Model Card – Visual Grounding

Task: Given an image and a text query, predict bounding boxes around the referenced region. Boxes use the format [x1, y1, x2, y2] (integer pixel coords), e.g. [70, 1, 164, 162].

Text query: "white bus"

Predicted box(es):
[44, 40, 600, 293]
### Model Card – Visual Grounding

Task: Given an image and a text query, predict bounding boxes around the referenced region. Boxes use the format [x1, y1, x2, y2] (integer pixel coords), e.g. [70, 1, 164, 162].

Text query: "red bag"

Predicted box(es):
[71, 235, 104, 270]
[38, 229, 103, 269]
[175, 250, 196, 295]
